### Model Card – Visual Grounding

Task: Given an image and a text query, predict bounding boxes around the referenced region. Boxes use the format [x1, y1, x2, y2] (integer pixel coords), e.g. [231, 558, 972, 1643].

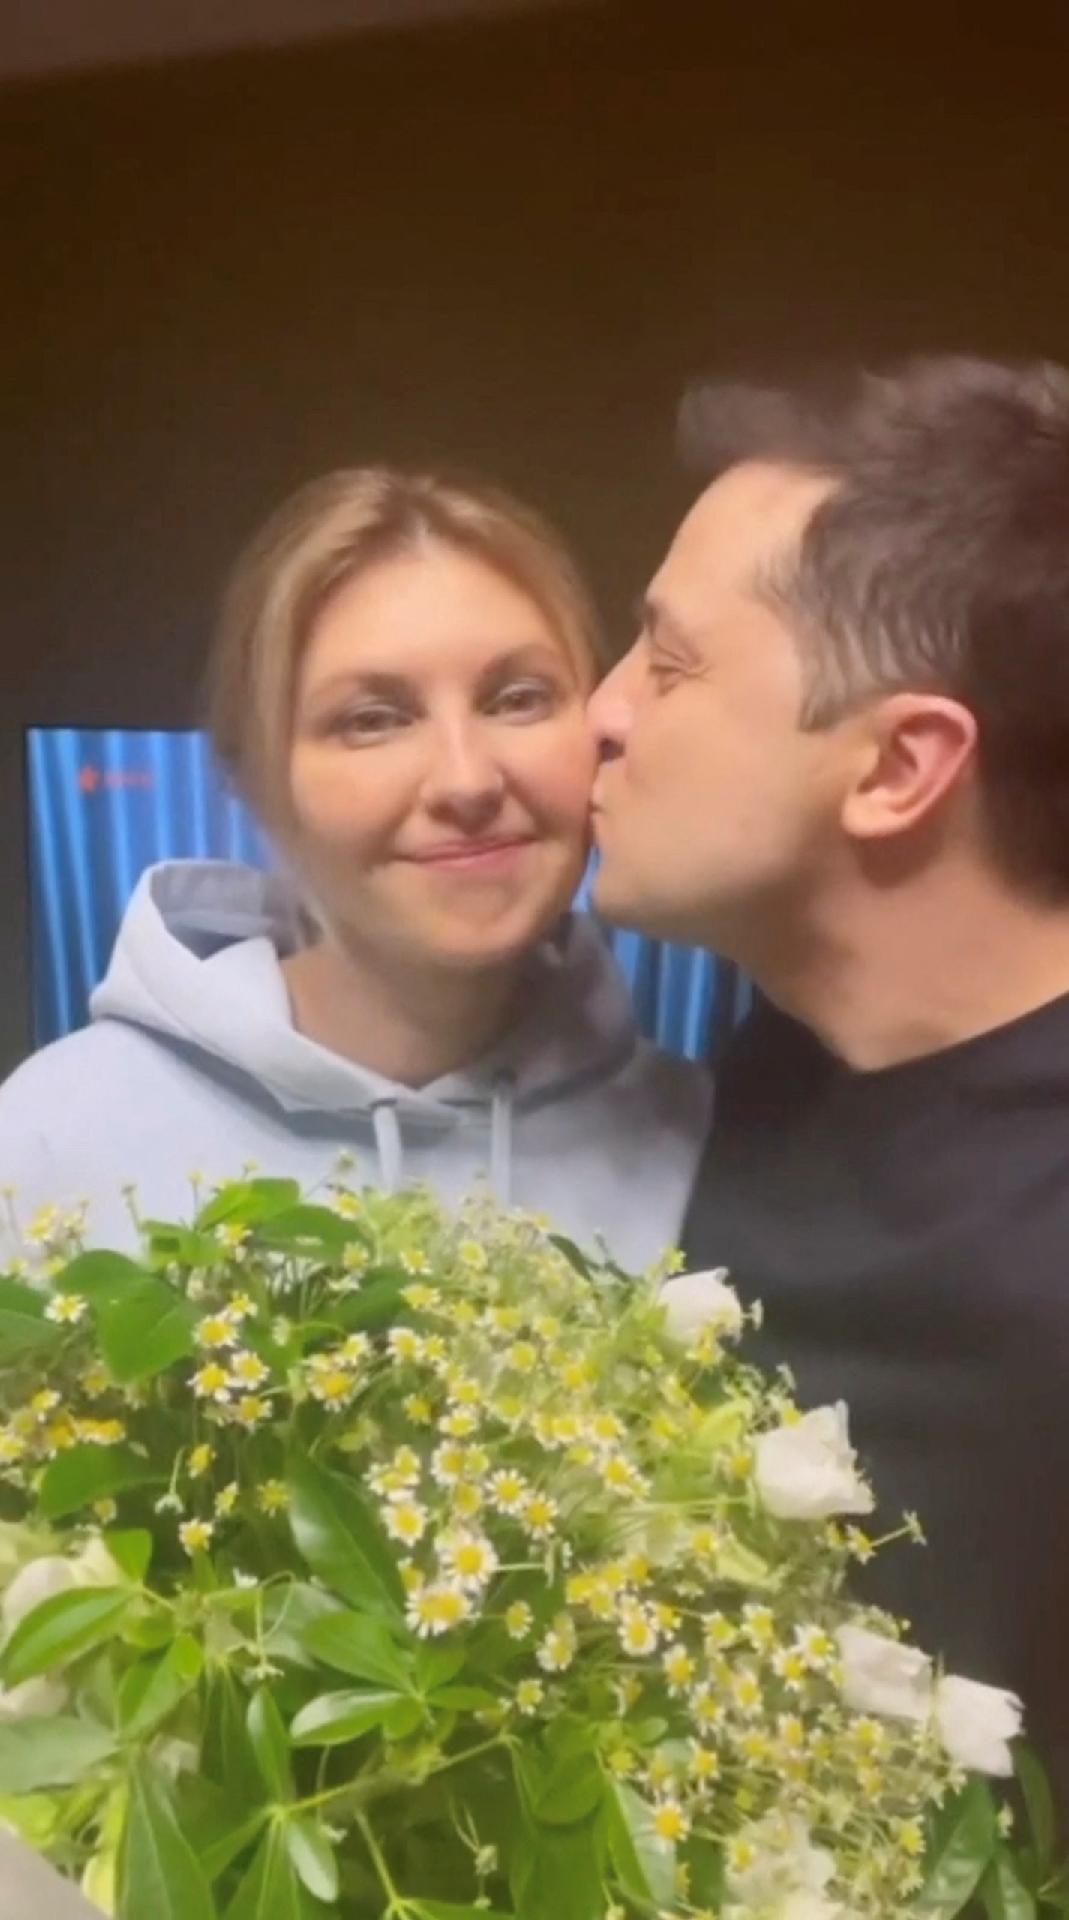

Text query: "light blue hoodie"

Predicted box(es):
[0, 862, 712, 1270]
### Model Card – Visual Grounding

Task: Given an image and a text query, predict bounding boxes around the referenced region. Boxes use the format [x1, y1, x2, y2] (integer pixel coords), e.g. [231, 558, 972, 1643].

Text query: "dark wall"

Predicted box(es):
[4, 3, 1069, 1071]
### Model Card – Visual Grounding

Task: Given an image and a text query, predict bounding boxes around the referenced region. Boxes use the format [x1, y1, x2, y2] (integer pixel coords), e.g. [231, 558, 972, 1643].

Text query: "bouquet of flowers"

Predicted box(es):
[0, 1175, 1060, 1918]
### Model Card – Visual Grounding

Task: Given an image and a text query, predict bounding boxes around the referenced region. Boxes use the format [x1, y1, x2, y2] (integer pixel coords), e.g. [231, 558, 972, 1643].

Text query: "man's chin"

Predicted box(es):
[591, 866, 681, 940]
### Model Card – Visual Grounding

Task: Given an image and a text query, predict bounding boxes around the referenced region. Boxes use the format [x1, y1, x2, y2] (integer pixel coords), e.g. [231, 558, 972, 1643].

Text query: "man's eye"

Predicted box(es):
[648, 656, 683, 690]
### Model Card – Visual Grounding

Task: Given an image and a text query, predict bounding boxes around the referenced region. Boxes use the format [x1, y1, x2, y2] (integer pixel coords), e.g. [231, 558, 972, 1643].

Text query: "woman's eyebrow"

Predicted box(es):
[474, 643, 564, 689]
[306, 668, 413, 702]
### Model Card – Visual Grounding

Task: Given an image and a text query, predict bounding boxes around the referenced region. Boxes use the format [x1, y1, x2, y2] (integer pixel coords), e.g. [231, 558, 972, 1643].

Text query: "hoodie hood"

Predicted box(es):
[90, 860, 640, 1199]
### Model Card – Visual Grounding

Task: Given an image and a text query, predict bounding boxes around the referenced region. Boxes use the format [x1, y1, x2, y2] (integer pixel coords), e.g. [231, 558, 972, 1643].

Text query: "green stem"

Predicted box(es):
[356, 1811, 406, 1912]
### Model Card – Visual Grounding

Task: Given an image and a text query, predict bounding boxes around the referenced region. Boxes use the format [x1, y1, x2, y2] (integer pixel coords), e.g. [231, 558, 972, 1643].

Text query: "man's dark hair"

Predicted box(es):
[678, 355, 1069, 898]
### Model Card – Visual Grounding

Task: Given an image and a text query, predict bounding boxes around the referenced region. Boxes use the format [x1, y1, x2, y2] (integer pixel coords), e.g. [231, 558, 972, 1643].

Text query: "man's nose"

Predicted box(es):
[587, 646, 639, 760]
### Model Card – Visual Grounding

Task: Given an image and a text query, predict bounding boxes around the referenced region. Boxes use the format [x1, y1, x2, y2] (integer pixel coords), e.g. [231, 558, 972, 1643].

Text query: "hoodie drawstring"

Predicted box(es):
[490, 1070, 515, 1208]
[372, 1077, 514, 1202]
[371, 1098, 403, 1193]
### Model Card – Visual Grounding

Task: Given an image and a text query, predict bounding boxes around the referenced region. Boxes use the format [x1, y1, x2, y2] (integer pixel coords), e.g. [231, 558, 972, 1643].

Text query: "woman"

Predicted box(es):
[0, 469, 710, 1267]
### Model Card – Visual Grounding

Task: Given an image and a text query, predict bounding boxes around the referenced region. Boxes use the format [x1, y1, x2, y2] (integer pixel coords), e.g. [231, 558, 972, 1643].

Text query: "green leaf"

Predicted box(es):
[287, 1451, 404, 1620]
[119, 1633, 204, 1739]
[1016, 1746, 1058, 1874]
[0, 1277, 62, 1357]
[916, 1777, 999, 1913]
[289, 1686, 403, 1746]
[428, 1684, 499, 1711]
[285, 1814, 339, 1901]
[38, 1444, 162, 1520]
[0, 1585, 132, 1685]
[515, 1745, 604, 1826]
[411, 1906, 515, 1919]
[413, 1641, 466, 1693]
[383, 1696, 425, 1739]
[301, 1609, 414, 1690]
[58, 1250, 150, 1303]
[106, 1528, 154, 1582]
[198, 1180, 301, 1231]
[547, 1234, 593, 1277]
[247, 1685, 294, 1802]
[982, 1848, 1038, 1920]
[98, 1277, 196, 1382]
[226, 1824, 313, 1919]
[511, 1812, 605, 1920]
[256, 1205, 358, 1257]
[202, 1670, 264, 1806]
[0, 1715, 117, 1791]
[143, 1224, 228, 1269]
[176, 1775, 269, 1882]
[117, 1758, 216, 1920]
[333, 1274, 408, 1333]
[598, 1779, 677, 1909]
[261, 1581, 344, 1667]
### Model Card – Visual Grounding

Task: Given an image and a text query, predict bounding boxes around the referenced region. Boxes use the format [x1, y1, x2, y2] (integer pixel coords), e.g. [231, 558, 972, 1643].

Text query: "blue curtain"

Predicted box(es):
[26, 727, 747, 1059]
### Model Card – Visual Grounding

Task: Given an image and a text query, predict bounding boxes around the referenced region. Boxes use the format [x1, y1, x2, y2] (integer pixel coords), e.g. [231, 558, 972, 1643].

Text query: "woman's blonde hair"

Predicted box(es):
[207, 466, 604, 825]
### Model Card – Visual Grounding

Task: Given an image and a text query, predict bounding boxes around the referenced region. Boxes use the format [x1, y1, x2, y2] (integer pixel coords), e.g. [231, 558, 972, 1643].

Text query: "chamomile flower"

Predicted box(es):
[229, 1350, 270, 1390]
[618, 1604, 660, 1658]
[439, 1530, 498, 1592]
[662, 1643, 696, 1693]
[45, 1292, 87, 1325]
[178, 1517, 214, 1555]
[430, 1442, 467, 1487]
[400, 1249, 432, 1276]
[520, 1491, 558, 1539]
[257, 1480, 289, 1514]
[536, 1614, 577, 1672]
[384, 1498, 429, 1546]
[504, 1600, 533, 1640]
[214, 1481, 239, 1517]
[233, 1394, 271, 1429]
[515, 1677, 544, 1715]
[196, 1312, 239, 1350]
[488, 1468, 528, 1514]
[388, 1327, 424, 1364]
[192, 1362, 233, 1403]
[651, 1799, 689, 1848]
[188, 1443, 215, 1477]
[406, 1581, 472, 1638]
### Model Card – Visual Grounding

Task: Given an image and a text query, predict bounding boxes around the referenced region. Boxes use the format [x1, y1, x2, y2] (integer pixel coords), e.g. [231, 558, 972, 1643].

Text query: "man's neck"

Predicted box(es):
[282, 936, 524, 1088]
[742, 868, 1069, 1072]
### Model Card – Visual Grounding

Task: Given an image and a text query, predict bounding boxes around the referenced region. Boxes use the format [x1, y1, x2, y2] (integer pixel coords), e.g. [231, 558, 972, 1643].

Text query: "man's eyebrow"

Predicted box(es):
[635, 594, 693, 646]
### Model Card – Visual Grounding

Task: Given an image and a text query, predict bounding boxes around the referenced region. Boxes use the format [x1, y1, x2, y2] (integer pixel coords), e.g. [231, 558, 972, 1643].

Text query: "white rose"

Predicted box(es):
[0, 1675, 69, 1719]
[754, 1404, 874, 1522]
[1, 1539, 121, 1642]
[836, 1624, 933, 1723]
[1, 1555, 80, 1635]
[659, 1267, 744, 1343]
[935, 1674, 1023, 1777]
[727, 1816, 836, 1909]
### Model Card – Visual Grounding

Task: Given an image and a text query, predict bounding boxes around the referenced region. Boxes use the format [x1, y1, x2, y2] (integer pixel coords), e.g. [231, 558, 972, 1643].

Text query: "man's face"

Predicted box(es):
[588, 462, 854, 952]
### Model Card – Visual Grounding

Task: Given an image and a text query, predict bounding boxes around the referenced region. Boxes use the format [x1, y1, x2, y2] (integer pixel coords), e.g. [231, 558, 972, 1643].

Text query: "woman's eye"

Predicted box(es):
[334, 705, 409, 742]
[489, 679, 559, 719]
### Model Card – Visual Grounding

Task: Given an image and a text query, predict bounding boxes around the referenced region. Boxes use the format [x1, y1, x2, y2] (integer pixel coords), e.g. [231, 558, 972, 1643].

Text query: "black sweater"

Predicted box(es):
[683, 992, 1069, 1807]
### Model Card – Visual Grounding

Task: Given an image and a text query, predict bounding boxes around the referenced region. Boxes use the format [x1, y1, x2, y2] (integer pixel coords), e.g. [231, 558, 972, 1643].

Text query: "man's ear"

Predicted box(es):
[841, 693, 978, 842]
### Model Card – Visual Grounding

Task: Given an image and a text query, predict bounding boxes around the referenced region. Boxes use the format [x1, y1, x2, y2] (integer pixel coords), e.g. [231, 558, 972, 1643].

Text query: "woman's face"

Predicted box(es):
[287, 540, 596, 973]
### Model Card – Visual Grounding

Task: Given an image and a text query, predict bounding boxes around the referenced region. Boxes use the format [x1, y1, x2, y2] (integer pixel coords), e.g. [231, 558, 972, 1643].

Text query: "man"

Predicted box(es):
[588, 356, 1069, 1800]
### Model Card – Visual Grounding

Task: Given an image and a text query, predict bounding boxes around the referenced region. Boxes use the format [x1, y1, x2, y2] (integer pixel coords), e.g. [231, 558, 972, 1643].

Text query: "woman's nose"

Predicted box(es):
[421, 723, 506, 828]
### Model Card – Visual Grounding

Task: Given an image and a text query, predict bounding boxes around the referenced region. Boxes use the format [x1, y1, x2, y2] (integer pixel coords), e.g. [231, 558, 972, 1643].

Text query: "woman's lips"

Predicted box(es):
[403, 837, 536, 873]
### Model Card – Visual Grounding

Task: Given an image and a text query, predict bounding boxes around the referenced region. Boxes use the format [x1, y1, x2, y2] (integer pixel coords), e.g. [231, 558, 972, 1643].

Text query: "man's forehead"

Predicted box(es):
[653, 460, 838, 619]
